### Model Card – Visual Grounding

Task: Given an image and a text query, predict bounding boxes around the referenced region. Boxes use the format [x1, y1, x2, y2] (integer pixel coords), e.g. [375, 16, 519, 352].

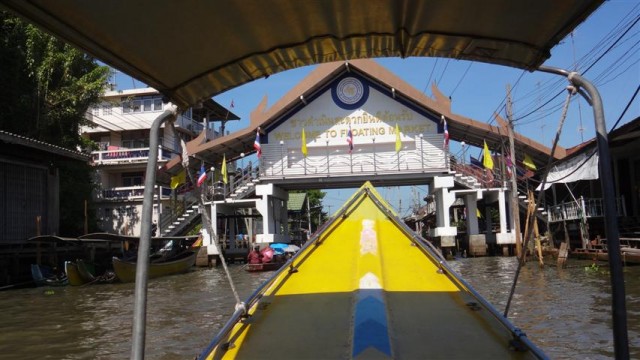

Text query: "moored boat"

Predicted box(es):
[64, 261, 86, 286]
[199, 182, 545, 359]
[31, 264, 68, 287]
[112, 251, 196, 283]
[245, 260, 285, 272]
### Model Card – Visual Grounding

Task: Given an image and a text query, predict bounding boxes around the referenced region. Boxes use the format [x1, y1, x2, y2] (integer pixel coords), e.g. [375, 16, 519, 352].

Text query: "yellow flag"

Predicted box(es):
[301, 128, 308, 157]
[170, 170, 186, 189]
[483, 141, 494, 170]
[221, 153, 228, 184]
[395, 123, 402, 152]
[476, 209, 482, 218]
[523, 153, 537, 170]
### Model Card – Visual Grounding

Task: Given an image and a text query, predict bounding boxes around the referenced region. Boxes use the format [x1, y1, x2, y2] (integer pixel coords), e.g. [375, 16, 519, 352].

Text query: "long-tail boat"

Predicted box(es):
[199, 182, 545, 359]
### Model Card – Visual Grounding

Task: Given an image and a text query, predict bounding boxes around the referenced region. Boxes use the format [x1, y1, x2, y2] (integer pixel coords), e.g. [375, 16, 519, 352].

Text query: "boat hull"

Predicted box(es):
[112, 252, 196, 283]
[245, 261, 284, 272]
[200, 183, 544, 359]
[64, 261, 87, 286]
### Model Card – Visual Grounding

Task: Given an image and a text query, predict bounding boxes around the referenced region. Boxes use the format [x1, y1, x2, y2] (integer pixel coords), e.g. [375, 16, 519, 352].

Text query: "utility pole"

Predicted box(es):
[506, 84, 522, 258]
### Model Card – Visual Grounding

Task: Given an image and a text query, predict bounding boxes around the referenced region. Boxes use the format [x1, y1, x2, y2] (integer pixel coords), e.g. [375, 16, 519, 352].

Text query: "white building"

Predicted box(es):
[81, 87, 236, 236]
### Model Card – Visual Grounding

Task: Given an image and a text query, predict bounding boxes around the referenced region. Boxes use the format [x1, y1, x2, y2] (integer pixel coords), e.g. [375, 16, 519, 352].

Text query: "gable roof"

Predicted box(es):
[1, 1, 603, 109]
[287, 193, 307, 212]
[157, 59, 565, 184]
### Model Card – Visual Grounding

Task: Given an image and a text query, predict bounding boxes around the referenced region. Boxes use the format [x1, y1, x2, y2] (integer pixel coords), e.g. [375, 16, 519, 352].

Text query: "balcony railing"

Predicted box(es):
[98, 185, 171, 201]
[91, 146, 172, 164]
[547, 196, 627, 222]
[258, 135, 448, 179]
[175, 114, 204, 134]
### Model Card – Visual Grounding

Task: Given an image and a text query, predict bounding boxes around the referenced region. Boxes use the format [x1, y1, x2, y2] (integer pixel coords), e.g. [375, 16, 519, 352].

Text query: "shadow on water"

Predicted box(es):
[0, 259, 637, 359]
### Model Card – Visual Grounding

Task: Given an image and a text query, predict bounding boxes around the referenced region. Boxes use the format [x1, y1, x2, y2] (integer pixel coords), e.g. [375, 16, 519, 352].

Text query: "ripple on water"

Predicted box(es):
[0, 260, 637, 359]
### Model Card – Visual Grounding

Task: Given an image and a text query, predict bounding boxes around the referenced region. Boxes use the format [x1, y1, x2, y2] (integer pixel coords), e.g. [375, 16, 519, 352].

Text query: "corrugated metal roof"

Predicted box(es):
[0, 130, 90, 162]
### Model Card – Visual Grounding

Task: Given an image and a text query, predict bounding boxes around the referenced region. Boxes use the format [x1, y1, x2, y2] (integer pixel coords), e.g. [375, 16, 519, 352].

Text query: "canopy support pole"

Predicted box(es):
[131, 106, 178, 360]
[538, 65, 628, 359]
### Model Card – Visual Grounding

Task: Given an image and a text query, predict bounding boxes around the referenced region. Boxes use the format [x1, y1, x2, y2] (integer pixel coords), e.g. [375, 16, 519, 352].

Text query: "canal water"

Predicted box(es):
[0, 257, 637, 359]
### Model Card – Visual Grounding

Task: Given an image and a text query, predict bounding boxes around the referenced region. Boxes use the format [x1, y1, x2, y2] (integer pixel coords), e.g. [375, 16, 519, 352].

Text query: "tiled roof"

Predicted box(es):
[288, 193, 307, 212]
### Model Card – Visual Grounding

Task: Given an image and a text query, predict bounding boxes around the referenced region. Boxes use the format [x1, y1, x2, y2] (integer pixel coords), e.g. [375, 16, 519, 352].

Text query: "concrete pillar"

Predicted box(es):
[496, 188, 516, 245]
[255, 184, 290, 243]
[203, 203, 219, 256]
[465, 191, 486, 256]
[464, 193, 480, 235]
[429, 176, 457, 246]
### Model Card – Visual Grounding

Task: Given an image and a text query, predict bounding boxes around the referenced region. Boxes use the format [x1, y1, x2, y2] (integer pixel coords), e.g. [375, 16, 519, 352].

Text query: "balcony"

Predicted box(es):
[91, 146, 172, 165]
[97, 186, 172, 201]
[547, 196, 627, 223]
[175, 115, 204, 134]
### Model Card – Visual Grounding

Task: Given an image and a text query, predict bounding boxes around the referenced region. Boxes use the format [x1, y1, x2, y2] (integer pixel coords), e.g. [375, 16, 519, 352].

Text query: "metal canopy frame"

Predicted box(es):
[1, 1, 625, 359]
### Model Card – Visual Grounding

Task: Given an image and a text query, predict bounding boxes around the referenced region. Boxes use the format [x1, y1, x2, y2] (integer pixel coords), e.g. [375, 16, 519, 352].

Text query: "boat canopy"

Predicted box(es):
[0, 0, 603, 109]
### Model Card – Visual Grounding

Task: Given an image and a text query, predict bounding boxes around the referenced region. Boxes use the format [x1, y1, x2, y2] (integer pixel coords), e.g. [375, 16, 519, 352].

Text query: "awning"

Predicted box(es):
[536, 151, 599, 191]
[0, 0, 604, 109]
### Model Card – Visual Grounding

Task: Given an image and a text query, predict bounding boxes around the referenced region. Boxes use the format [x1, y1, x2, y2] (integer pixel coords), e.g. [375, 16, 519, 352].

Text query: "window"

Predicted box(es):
[102, 104, 112, 115]
[122, 100, 132, 113]
[122, 172, 144, 187]
[154, 98, 163, 111]
[132, 100, 142, 112]
[92, 107, 100, 115]
[122, 95, 164, 114]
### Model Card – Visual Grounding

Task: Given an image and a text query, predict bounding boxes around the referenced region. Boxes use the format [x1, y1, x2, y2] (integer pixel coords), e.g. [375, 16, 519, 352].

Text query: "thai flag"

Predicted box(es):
[197, 164, 207, 187]
[347, 126, 354, 153]
[506, 154, 513, 177]
[442, 115, 449, 147]
[253, 129, 261, 158]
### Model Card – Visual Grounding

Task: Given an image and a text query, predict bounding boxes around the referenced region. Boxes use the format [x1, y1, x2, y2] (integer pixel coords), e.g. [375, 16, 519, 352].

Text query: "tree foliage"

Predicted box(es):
[290, 189, 328, 232]
[1, 12, 109, 235]
[1, 12, 109, 148]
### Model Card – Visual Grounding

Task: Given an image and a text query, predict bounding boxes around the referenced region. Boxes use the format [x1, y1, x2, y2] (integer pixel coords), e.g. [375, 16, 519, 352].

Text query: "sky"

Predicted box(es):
[117, 1, 639, 217]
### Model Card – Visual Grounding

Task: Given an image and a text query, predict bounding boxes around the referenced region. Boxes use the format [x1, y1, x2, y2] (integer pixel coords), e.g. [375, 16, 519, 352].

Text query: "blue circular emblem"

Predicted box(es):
[332, 77, 368, 110]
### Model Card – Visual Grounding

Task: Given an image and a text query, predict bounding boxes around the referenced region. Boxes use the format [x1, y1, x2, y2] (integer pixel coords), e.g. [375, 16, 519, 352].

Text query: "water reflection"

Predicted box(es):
[0, 260, 637, 359]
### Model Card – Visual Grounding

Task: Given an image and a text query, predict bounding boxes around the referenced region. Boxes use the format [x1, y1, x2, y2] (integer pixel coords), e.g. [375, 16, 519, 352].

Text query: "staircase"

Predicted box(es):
[159, 172, 261, 237]
[160, 199, 201, 237]
[449, 160, 549, 224]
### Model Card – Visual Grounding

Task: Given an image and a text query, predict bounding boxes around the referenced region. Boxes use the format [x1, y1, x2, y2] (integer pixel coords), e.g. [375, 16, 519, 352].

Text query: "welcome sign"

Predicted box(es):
[269, 76, 439, 150]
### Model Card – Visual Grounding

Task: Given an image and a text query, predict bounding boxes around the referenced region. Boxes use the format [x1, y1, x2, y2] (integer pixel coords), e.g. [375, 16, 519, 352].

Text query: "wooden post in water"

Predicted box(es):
[505, 85, 523, 258]
[557, 242, 568, 268]
[532, 198, 544, 267]
[36, 216, 42, 265]
[84, 200, 88, 235]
